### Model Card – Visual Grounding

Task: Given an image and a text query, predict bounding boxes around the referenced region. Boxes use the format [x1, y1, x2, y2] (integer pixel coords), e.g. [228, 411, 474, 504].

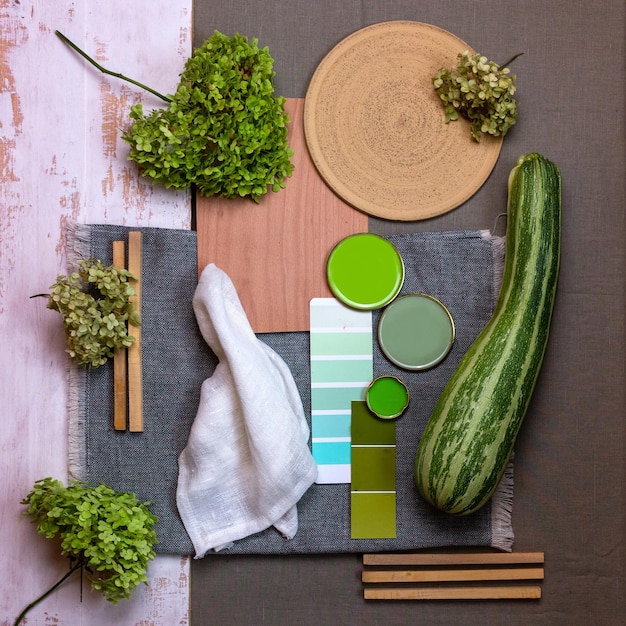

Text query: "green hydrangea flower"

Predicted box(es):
[123, 31, 294, 201]
[15, 478, 158, 624]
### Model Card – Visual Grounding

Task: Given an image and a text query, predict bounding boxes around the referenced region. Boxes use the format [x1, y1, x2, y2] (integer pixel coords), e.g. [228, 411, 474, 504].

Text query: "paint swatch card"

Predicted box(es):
[310, 298, 373, 484]
[350, 400, 397, 539]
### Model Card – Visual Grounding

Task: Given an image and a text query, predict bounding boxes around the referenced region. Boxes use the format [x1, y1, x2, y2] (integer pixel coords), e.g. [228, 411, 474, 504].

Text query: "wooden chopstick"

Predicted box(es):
[364, 586, 542, 601]
[127, 231, 143, 432]
[362, 567, 544, 583]
[363, 552, 545, 566]
[112, 240, 127, 431]
[362, 552, 544, 601]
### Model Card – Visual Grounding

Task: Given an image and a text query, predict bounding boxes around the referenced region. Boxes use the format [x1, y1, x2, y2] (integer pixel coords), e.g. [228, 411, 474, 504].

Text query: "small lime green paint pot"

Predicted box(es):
[326, 233, 404, 310]
[377, 293, 455, 371]
[366, 375, 410, 420]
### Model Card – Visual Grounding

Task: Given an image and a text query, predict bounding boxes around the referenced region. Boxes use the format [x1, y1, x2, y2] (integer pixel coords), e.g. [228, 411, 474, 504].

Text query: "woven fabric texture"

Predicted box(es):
[68, 224, 511, 555]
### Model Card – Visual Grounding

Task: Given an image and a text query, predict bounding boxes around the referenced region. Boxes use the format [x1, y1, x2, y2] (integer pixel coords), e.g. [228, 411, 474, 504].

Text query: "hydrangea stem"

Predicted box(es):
[500, 52, 524, 69]
[14, 560, 84, 626]
[55, 30, 172, 103]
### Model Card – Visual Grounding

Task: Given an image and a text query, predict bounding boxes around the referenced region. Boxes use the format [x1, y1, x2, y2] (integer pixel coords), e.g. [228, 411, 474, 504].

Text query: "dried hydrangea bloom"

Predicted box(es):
[433, 51, 521, 141]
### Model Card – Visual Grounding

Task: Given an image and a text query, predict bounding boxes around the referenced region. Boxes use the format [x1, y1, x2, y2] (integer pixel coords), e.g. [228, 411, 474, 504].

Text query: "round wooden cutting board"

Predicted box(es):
[303, 21, 503, 221]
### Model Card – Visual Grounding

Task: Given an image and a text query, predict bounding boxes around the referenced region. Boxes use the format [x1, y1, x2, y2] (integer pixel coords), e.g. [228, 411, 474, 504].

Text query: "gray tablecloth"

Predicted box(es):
[67, 222, 511, 555]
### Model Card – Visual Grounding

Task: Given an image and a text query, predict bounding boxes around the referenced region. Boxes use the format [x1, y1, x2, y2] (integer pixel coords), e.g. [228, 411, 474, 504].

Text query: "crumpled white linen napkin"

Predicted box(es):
[176, 264, 318, 557]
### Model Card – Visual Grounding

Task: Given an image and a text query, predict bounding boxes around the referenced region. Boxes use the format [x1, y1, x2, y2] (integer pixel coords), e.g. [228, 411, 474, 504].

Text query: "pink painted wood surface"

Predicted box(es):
[1, 2, 191, 624]
[196, 98, 368, 333]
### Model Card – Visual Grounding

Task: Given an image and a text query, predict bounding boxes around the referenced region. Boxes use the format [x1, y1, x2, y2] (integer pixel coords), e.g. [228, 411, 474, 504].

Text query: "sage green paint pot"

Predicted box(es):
[377, 293, 455, 371]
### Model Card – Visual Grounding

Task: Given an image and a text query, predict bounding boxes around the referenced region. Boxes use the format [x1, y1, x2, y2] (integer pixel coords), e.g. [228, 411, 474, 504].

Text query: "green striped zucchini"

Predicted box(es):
[414, 152, 561, 515]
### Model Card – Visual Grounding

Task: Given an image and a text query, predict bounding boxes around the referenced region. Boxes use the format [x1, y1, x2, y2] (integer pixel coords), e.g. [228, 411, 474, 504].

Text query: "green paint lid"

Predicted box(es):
[377, 293, 455, 370]
[366, 375, 410, 420]
[326, 233, 404, 310]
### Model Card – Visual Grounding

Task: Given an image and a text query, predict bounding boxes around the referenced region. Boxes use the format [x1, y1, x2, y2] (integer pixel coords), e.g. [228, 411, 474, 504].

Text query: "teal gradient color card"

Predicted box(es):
[310, 298, 373, 484]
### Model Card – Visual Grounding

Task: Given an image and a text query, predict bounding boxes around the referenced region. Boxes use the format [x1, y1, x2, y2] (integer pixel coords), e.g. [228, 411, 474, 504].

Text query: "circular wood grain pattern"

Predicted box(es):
[303, 21, 503, 221]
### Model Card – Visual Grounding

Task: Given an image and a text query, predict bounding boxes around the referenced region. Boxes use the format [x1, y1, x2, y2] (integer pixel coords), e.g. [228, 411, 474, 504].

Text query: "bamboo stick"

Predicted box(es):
[362, 552, 545, 601]
[364, 586, 542, 601]
[112, 240, 127, 431]
[362, 567, 544, 584]
[363, 552, 544, 566]
[127, 231, 143, 432]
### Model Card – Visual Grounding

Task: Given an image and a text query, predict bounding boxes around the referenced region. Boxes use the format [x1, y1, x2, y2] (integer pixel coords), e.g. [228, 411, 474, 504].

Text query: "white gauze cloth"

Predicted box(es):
[176, 264, 318, 557]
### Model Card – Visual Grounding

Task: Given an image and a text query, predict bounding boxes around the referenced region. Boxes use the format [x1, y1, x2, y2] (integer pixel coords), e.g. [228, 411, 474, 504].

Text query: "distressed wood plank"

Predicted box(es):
[1, 3, 192, 624]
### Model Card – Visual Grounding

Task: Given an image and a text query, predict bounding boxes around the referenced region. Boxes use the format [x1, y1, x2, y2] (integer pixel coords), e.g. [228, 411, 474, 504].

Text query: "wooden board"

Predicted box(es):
[196, 98, 368, 334]
[1, 3, 191, 624]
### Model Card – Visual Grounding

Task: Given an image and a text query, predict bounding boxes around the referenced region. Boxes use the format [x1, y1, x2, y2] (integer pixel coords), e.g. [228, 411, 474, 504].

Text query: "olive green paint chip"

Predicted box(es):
[351, 446, 396, 491]
[350, 401, 397, 539]
[350, 493, 397, 539]
[351, 400, 396, 445]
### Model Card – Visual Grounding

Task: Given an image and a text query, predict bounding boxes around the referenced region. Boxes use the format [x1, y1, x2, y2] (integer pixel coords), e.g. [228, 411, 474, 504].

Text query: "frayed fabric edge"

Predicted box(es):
[480, 229, 513, 552]
[67, 362, 87, 482]
[66, 222, 91, 482]
[479, 229, 506, 310]
[490, 454, 515, 552]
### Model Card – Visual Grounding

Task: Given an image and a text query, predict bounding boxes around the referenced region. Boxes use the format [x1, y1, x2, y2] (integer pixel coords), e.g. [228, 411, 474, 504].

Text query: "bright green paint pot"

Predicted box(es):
[366, 375, 410, 420]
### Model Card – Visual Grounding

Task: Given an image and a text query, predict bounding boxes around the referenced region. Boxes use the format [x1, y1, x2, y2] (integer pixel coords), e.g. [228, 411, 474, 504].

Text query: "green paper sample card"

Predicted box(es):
[310, 298, 374, 484]
[350, 401, 397, 539]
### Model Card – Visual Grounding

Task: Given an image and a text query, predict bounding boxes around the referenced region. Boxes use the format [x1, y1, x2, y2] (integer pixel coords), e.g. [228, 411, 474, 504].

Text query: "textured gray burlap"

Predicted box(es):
[68, 223, 512, 555]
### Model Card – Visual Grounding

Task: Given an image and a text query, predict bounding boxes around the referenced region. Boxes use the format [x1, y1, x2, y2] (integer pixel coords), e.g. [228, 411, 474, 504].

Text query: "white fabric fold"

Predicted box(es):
[176, 264, 318, 557]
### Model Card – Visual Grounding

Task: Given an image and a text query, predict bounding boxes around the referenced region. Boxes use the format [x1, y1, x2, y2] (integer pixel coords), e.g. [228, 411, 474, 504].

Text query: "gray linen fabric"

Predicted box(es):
[68, 224, 508, 555]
